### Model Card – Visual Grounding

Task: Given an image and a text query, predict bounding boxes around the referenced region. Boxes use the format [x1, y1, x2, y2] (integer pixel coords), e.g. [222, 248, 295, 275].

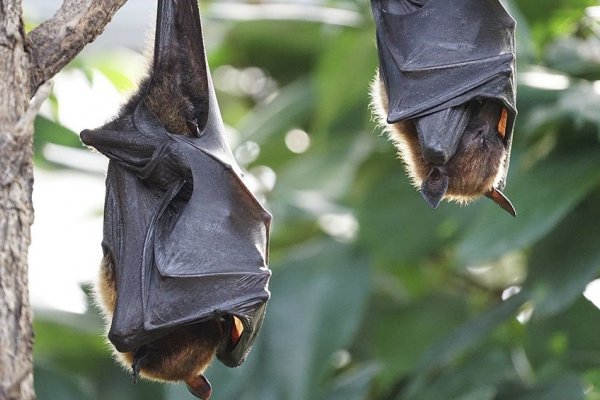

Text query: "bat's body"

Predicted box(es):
[370, 0, 517, 216]
[81, 1, 271, 398]
[371, 76, 513, 212]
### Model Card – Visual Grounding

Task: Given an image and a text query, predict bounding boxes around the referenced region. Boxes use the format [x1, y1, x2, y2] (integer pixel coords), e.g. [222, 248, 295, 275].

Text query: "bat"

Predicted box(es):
[80, 0, 271, 398]
[370, 0, 517, 216]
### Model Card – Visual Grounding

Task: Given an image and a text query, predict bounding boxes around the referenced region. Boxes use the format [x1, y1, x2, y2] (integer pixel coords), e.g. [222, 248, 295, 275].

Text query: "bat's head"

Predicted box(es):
[108, 314, 249, 399]
[419, 100, 515, 216]
[370, 73, 516, 216]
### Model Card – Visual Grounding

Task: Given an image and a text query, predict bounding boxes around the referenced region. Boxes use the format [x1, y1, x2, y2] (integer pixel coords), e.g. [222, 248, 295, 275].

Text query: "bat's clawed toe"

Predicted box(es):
[186, 374, 212, 399]
[485, 187, 517, 217]
[131, 346, 149, 385]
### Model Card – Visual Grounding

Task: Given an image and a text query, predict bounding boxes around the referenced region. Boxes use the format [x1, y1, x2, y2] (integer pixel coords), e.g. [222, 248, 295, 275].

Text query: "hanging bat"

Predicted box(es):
[80, 0, 271, 398]
[370, 0, 517, 216]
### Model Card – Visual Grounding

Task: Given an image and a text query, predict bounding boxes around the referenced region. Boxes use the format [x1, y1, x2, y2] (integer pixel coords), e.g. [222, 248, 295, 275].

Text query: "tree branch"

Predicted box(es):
[25, 0, 128, 94]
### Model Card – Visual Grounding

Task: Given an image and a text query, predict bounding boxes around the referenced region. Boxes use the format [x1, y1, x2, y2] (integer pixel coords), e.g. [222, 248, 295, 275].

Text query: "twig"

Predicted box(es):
[15, 80, 53, 135]
[25, 0, 129, 94]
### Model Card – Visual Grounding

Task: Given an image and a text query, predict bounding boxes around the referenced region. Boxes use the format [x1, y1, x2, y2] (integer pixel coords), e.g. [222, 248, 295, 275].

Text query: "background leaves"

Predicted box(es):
[29, 0, 600, 399]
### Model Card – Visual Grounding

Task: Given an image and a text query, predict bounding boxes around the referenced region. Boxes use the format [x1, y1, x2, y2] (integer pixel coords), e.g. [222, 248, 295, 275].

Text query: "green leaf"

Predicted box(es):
[222, 21, 325, 82]
[545, 37, 600, 80]
[526, 297, 600, 370]
[34, 116, 83, 167]
[35, 363, 95, 400]
[237, 79, 314, 167]
[398, 349, 514, 400]
[457, 150, 600, 265]
[312, 28, 377, 137]
[524, 196, 600, 318]
[401, 292, 528, 398]
[497, 374, 585, 400]
[357, 155, 466, 266]
[321, 364, 379, 400]
[513, 0, 596, 50]
[34, 312, 167, 400]
[373, 294, 469, 389]
[239, 79, 313, 142]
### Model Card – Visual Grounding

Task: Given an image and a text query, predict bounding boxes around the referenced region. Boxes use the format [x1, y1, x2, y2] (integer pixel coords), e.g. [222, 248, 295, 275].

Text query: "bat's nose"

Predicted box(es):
[422, 146, 449, 165]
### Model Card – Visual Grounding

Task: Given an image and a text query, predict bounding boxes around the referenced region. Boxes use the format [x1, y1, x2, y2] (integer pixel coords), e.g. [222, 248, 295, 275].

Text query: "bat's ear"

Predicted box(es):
[485, 187, 516, 217]
[497, 107, 509, 141]
[421, 167, 449, 209]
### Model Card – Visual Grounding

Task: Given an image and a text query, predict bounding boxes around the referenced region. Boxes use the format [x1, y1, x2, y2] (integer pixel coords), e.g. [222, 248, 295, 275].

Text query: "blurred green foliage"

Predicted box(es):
[32, 0, 600, 399]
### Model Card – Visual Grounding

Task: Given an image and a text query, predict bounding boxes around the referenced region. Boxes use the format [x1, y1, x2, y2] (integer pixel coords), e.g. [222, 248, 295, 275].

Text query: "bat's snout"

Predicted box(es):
[421, 145, 451, 166]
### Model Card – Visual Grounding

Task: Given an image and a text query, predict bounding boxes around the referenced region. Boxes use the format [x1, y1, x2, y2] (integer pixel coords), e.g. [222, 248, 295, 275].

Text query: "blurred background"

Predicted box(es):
[25, 0, 600, 399]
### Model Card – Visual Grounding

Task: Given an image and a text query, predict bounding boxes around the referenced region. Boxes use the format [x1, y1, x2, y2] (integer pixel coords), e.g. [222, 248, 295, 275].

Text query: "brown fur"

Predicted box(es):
[144, 74, 196, 136]
[95, 254, 221, 384]
[370, 70, 506, 205]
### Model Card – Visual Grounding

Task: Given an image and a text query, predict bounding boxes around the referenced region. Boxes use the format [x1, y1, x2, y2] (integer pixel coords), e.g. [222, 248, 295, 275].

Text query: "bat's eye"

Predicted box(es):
[473, 128, 484, 141]
[497, 108, 508, 139]
[429, 167, 442, 182]
[229, 316, 244, 347]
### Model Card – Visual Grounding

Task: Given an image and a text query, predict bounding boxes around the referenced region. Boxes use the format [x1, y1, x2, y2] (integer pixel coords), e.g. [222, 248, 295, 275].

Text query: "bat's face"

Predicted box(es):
[371, 73, 515, 216]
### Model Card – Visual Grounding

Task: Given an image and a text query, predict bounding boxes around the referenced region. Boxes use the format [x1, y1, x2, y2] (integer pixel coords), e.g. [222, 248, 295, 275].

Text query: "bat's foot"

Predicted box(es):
[186, 374, 212, 399]
[131, 346, 150, 385]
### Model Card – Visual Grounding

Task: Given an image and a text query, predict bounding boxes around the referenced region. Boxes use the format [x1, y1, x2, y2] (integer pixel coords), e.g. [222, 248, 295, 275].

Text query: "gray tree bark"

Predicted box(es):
[0, 1, 127, 398]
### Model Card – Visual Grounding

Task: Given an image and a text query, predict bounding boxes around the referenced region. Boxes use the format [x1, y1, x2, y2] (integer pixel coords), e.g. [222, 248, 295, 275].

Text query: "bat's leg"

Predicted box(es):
[185, 374, 212, 400]
[131, 346, 150, 384]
